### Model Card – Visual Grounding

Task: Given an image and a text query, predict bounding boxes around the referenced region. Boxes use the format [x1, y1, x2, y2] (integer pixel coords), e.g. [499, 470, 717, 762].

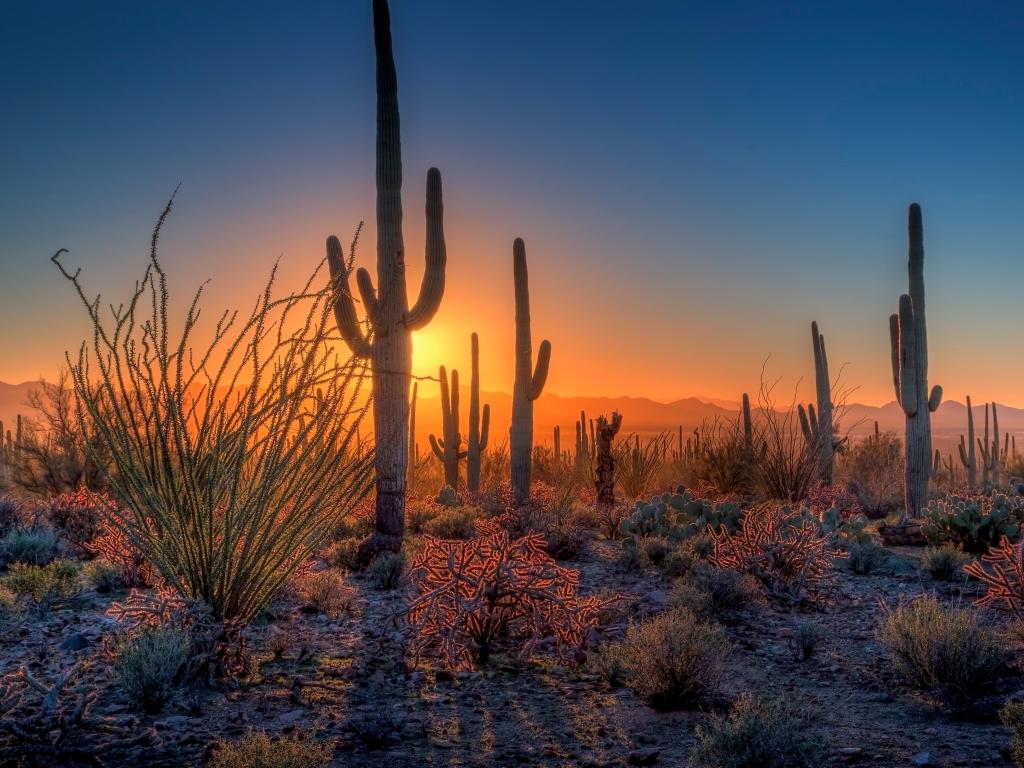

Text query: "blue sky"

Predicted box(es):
[1, 1, 1022, 403]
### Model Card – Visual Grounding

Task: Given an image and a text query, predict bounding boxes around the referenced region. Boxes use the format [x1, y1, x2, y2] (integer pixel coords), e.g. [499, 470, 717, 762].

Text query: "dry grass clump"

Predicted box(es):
[876, 595, 1006, 711]
[921, 544, 969, 582]
[115, 625, 190, 713]
[689, 692, 827, 768]
[612, 608, 729, 710]
[295, 570, 357, 618]
[423, 507, 478, 539]
[3, 560, 80, 614]
[207, 730, 333, 768]
[368, 551, 406, 590]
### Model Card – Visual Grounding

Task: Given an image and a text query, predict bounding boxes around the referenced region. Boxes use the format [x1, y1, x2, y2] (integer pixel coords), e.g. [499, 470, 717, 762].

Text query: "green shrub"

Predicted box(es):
[616, 541, 645, 572]
[688, 563, 760, 613]
[641, 535, 671, 566]
[0, 585, 20, 619]
[845, 539, 886, 575]
[921, 545, 969, 582]
[0, 527, 60, 566]
[116, 626, 190, 713]
[667, 579, 713, 618]
[791, 621, 822, 662]
[423, 508, 477, 540]
[877, 596, 1006, 711]
[689, 693, 827, 768]
[924, 491, 1024, 553]
[618, 608, 729, 710]
[368, 551, 406, 590]
[208, 730, 333, 768]
[590, 641, 629, 687]
[662, 543, 694, 579]
[82, 559, 123, 593]
[325, 538, 361, 571]
[4, 560, 80, 613]
[1001, 700, 1024, 768]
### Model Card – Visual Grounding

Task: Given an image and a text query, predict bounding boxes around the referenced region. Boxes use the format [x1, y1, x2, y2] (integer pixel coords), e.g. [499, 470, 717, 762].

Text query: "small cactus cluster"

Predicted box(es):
[924, 490, 1024, 553]
[671, 427, 705, 464]
[619, 486, 743, 543]
[575, 411, 594, 473]
[428, 334, 490, 494]
[977, 402, 1010, 487]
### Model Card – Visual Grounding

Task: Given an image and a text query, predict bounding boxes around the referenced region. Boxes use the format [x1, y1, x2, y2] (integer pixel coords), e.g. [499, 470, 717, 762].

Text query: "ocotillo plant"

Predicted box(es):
[429, 367, 464, 491]
[889, 203, 942, 518]
[958, 395, 977, 488]
[466, 332, 491, 493]
[510, 238, 551, 505]
[326, 0, 447, 557]
[594, 412, 623, 506]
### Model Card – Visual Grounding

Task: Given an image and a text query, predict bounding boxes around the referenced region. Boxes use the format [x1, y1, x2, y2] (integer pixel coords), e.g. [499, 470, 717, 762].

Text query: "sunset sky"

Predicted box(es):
[2, 1, 1022, 406]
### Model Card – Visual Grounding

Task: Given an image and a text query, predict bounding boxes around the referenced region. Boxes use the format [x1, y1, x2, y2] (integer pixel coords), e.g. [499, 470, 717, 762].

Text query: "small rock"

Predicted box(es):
[839, 747, 862, 756]
[628, 747, 661, 766]
[60, 633, 89, 651]
[910, 753, 933, 766]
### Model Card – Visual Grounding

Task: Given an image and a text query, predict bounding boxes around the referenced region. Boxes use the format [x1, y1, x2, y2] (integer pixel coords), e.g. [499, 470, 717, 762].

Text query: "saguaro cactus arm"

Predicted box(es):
[530, 340, 551, 401]
[406, 168, 447, 330]
[327, 237, 372, 358]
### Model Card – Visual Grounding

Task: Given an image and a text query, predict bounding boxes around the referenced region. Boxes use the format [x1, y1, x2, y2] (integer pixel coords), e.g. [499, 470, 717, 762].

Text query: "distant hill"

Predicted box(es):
[3, 379, 1020, 457]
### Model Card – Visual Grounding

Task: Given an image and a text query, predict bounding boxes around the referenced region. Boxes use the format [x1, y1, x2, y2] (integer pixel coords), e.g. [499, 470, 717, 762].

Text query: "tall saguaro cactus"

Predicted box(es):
[466, 332, 490, 493]
[889, 203, 942, 519]
[978, 402, 1002, 487]
[797, 322, 835, 484]
[326, 0, 446, 558]
[958, 395, 977, 489]
[510, 238, 552, 505]
[429, 367, 464, 490]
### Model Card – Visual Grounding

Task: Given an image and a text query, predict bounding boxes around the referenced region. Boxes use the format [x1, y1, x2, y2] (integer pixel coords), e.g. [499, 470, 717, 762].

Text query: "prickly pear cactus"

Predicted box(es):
[619, 486, 743, 542]
[923, 491, 1024, 552]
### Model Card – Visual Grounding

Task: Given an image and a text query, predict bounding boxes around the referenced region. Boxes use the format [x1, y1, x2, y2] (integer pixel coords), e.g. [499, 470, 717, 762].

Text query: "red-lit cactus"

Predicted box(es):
[965, 536, 1024, 619]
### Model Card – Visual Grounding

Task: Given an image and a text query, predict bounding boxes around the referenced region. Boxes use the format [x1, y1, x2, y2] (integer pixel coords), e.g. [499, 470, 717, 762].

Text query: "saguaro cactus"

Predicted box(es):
[889, 203, 942, 519]
[741, 393, 753, 452]
[575, 410, 591, 473]
[429, 367, 464, 491]
[509, 238, 552, 505]
[466, 333, 490, 493]
[553, 426, 561, 464]
[326, 0, 446, 558]
[958, 395, 977, 489]
[978, 402, 1002, 487]
[594, 412, 623, 506]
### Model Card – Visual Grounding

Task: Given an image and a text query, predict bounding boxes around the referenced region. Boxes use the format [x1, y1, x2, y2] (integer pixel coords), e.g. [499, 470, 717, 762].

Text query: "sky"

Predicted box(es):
[1, 0, 1022, 406]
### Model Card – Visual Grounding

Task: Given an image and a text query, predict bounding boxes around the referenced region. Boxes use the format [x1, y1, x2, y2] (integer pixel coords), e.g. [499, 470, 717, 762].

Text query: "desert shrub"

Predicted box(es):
[614, 433, 669, 500]
[662, 542, 695, 579]
[82, 558, 123, 593]
[295, 570, 356, 619]
[877, 596, 1006, 711]
[965, 536, 1024, 619]
[407, 532, 615, 669]
[640, 535, 671, 566]
[667, 579, 713, 617]
[924, 491, 1024, 553]
[686, 563, 761, 614]
[423, 508, 477, 539]
[325, 537, 362, 572]
[790, 621, 822, 661]
[689, 692, 827, 768]
[0, 527, 60, 566]
[922, 545, 969, 582]
[1001, 700, 1024, 768]
[590, 641, 629, 687]
[709, 505, 838, 604]
[208, 730, 333, 768]
[0, 584, 20, 619]
[616, 542, 645, 572]
[116, 625, 190, 713]
[4, 560, 80, 614]
[691, 419, 757, 496]
[369, 551, 406, 590]
[0, 497, 23, 537]
[840, 431, 903, 518]
[54, 213, 373, 624]
[41, 489, 112, 556]
[405, 501, 437, 534]
[616, 608, 729, 710]
[845, 539, 886, 575]
[544, 518, 586, 560]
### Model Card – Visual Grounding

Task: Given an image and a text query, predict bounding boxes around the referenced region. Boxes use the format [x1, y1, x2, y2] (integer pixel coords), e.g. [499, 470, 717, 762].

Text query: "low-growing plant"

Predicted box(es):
[689, 692, 828, 768]
[369, 551, 406, 590]
[845, 539, 887, 575]
[790, 621, 822, 661]
[0, 527, 60, 566]
[840, 431, 903, 518]
[640, 535, 671, 566]
[616, 607, 729, 710]
[0, 584, 20, 619]
[662, 542, 694, 579]
[1001, 700, 1024, 768]
[922, 545, 969, 582]
[85, 516, 154, 588]
[207, 730, 334, 768]
[3, 560, 80, 614]
[686, 563, 761, 614]
[41, 489, 112, 556]
[621, 487, 744, 543]
[115, 625, 190, 713]
[590, 641, 629, 687]
[543, 519, 586, 560]
[423, 508, 477, 539]
[876, 595, 1006, 711]
[82, 558, 123, 593]
[924, 491, 1024, 553]
[0, 497, 23, 537]
[407, 532, 616, 669]
[325, 537, 362, 572]
[709, 505, 838, 604]
[295, 570, 356, 619]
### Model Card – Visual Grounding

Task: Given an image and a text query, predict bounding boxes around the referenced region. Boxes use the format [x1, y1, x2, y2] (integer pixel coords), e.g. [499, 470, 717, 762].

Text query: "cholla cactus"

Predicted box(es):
[428, 367, 464, 491]
[958, 395, 978, 489]
[326, 0, 447, 558]
[466, 333, 490, 493]
[889, 203, 942, 518]
[509, 238, 551, 505]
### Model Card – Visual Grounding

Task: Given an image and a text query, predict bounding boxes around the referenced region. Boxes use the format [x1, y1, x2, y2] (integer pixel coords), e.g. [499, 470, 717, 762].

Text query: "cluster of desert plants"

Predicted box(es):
[924, 490, 1024, 552]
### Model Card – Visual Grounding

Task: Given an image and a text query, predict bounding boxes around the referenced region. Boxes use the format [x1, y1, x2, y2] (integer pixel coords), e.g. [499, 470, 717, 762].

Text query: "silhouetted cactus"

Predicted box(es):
[797, 322, 835, 484]
[509, 238, 551, 505]
[466, 333, 490, 493]
[326, 0, 447, 558]
[741, 393, 753, 452]
[889, 204, 942, 518]
[594, 412, 622, 506]
[958, 395, 977, 489]
[429, 367, 464, 491]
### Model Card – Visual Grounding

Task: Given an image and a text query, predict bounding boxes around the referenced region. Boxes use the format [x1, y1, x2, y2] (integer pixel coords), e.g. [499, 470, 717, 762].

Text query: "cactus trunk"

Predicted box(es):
[466, 332, 490, 493]
[889, 204, 941, 519]
[509, 238, 551, 506]
[958, 395, 977, 488]
[594, 412, 623, 506]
